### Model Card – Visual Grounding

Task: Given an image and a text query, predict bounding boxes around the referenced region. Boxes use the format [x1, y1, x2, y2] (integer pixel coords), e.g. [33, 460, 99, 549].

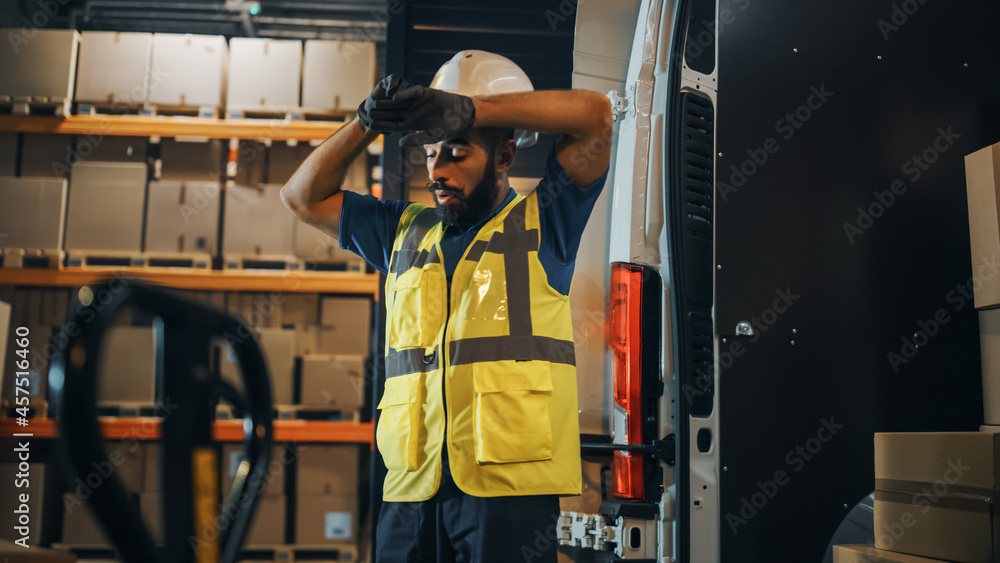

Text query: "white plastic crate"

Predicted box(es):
[223, 184, 296, 256]
[302, 40, 376, 112]
[144, 181, 220, 255]
[74, 31, 153, 106]
[0, 176, 67, 251]
[149, 33, 227, 109]
[226, 38, 302, 114]
[64, 162, 147, 253]
[0, 29, 79, 100]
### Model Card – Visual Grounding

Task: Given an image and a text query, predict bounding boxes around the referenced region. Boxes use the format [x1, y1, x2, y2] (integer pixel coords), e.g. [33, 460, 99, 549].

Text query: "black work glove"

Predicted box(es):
[357, 75, 476, 146]
[357, 74, 408, 133]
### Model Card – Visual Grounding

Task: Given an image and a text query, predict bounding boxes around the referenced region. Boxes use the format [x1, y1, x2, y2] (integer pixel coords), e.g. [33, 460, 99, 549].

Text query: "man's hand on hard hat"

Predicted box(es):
[356, 74, 476, 146]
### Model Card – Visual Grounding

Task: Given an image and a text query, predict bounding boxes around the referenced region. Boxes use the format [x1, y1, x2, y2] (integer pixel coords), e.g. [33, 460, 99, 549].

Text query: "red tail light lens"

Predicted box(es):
[609, 262, 645, 441]
[611, 450, 645, 499]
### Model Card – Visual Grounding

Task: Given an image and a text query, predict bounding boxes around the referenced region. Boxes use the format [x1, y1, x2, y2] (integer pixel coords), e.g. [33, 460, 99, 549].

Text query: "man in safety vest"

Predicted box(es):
[281, 50, 611, 562]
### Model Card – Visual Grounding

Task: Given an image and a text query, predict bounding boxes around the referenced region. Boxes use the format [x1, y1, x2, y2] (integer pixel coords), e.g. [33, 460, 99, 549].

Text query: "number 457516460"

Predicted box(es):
[13, 326, 31, 418]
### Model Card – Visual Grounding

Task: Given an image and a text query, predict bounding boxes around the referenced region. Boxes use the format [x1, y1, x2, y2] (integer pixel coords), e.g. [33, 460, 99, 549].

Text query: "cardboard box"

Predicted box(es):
[65, 162, 147, 253]
[96, 326, 157, 404]
[281, 293, 319, 326]
[296, 444, 359, 495]
[0, 29, 79, 100]
[219, 328, 295, 405]
[223, 184, 296, 256]
[874, 432, 999, 562]
[75, 31, 152, 105]
[221, 444, 287, 495]
[149, 33, 227, 108]
[981, 308, 1000, 425]
[226, 38, 301, 113]
[834, 544, 953, 562]
[244, 494, 286, 546]
[294, 493, 358, 544]
[318, 297, 372, 355]
[301, 40, 376, 112]
[0, 177, 67, 251]
[300, 355, 365, 410]
[965, 143, 1000, 309]
[0, 463, 45, 546]
[144, 181, 220, 255]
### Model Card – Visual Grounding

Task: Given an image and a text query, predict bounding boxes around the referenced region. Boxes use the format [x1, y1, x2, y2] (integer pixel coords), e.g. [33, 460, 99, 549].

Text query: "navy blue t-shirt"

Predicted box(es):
[339, 149, 607, 295]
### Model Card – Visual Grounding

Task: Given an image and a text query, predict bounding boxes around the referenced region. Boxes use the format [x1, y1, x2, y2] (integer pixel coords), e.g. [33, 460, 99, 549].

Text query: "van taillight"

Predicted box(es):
[609, 262, 647, 499]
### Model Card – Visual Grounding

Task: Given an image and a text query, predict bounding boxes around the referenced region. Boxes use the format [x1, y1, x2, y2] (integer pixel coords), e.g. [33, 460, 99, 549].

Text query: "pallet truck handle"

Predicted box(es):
[51, 281, 274, 563]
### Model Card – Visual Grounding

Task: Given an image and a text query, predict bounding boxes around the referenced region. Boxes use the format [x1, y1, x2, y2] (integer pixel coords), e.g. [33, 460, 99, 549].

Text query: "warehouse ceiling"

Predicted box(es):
[9, 0, 387, 42]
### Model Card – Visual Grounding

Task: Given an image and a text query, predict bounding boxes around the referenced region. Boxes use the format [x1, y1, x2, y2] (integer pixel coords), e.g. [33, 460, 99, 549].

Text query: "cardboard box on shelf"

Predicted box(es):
[296, 444, 359, 495]
[138, 492, 163, 543]
[149, 33, 227, 109]
[874, 432, 999, 563]
[834, 544, 954, 563]
[64, 162, 147, 253]
[74, 31, 152, 106]
[300, 355, 366, 410]
[96, 325, 158, 405]
[301, 40, 376, 112]
[244, 494, 287, 546]
[0, 177, 68, 252]
[318, 297, 372, 355]
[281, 293, 320, 326]
[144, 181, 221, 255]
[218, 328, 295, 405]
[294, 493, 358, 545]
[223, 184, 296, 256]
[0, 29, 79, 101]
[226, 38, 301, 114]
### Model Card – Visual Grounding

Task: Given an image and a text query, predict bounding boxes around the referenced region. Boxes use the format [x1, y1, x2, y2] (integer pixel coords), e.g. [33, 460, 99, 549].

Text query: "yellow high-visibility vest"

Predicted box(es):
[377, 192, 582, 501]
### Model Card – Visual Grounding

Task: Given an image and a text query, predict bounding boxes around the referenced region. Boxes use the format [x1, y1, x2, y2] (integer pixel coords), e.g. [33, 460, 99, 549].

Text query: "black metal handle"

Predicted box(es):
[51, 280, 273, 563]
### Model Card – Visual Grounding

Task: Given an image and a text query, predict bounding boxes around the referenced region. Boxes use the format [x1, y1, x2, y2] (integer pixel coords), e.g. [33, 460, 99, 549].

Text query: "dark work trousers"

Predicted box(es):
[375, 454, 561, 563]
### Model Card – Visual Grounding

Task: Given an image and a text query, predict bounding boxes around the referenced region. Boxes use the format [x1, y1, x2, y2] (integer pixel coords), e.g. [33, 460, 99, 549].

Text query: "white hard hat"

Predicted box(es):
[430, 50, 538, 148]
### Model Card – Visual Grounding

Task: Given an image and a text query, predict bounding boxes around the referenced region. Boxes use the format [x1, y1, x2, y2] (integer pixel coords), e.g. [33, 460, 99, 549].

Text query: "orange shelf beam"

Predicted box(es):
[0, 114, 357, 143]
[0, 267, 379, 295]
[0, 417, 374, 444]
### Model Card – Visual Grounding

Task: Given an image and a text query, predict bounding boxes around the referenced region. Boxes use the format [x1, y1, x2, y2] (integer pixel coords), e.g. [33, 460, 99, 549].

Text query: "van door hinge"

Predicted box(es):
[608, 81, 637, 123]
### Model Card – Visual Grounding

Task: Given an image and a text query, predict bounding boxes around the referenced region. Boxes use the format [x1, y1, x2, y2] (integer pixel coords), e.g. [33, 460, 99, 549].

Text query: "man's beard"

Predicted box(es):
[427, 158, 500, 229]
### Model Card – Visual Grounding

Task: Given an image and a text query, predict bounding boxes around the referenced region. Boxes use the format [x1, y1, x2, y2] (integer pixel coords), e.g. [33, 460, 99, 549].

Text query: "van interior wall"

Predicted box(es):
[716, 0, 999, 560]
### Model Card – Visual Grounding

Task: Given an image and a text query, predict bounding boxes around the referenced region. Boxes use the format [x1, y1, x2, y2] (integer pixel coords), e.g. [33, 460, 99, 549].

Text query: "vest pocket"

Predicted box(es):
[472, 361, 554, 465]
[390, 268, 444, 350]
[376, 372, 424, 471]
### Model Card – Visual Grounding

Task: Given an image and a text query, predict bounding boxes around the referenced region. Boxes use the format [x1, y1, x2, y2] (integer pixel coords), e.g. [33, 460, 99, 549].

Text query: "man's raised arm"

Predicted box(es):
[472, 90, 613, 188]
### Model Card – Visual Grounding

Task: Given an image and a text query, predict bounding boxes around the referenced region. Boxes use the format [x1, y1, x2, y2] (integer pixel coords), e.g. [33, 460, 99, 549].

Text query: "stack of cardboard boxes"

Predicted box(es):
[835, 142, 1000, 563]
